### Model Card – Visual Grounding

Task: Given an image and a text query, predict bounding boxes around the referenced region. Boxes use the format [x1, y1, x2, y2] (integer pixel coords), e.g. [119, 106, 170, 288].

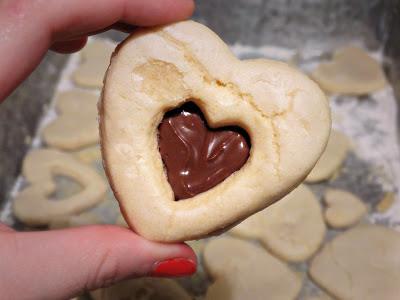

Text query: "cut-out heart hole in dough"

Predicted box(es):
[158, 102, 250, 200]
[13, 149, 107, 226]
[50, 175, 83, 200]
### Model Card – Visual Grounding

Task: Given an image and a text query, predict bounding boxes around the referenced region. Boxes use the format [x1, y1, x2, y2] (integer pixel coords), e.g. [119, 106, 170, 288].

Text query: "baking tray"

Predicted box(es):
[1, 0, 399, 299]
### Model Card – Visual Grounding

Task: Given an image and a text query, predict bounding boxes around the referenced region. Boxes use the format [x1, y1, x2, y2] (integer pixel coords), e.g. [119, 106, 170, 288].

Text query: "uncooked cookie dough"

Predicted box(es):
[72, 144, 106, 179]
[90, 278, 191, 300]
[230, 185, 326, 262]
[324, 189, 367, 228]
[115, 214, 128, 227]
[311, 46, 386, 95]
[13, 149, 107, 225]
[306, 130, 350, 183]
[42, 90, 99, 150]
[100, 20, 331, 242]
[310, 225, 400, 300]
[203, 237, 302, 300]
[72, 145, 102, 165]
[305, 295, 333, 300]
[49, 212, 102, 229]
[52, 195, 121, 229]
[72, 40, 115, 88]
[229, 208, 264, 240]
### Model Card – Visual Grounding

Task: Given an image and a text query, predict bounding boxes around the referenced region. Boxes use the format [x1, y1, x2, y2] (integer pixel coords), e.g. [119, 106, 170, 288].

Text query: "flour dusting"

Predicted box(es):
[232, 43, 400, 227]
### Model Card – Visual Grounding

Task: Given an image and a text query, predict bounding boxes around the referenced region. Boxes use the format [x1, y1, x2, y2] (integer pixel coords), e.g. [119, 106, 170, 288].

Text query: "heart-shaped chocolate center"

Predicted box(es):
[158, 102, 250, 200]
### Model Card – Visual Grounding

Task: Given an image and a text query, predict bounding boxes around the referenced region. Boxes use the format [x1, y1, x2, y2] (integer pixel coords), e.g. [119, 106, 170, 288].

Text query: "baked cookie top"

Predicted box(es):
[100, 20, 331, 242]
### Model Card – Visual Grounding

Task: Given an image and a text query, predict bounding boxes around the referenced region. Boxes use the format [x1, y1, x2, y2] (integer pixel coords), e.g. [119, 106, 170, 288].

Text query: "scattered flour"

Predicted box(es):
[2, 40, 400, 230]
[231, 43, 400, 227]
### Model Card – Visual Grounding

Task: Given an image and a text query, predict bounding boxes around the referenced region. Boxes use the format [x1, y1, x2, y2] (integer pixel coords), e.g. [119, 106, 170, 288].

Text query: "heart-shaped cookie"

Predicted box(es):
[311, 46, 386, 95]
[72, 40, 115, 88]
[100, 21, 331, 241]
[323, 189, 367, 229]
[230, 184, 326, 262]
[42, 90, 100, 150]
[13, 149, 107, 225]
[159, 102, 249, 200]
[91, 278, 191, 300]
[305, 130, 349, 183]
[310, 225, 400, 300]
[203, 237, 302, 300]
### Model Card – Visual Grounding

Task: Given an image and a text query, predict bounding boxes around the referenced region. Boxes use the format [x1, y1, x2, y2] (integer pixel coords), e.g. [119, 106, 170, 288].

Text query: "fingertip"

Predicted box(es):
[122, 0, 196, 26]
[68, 224, 198, 269]
[4, 225, 198, 299]
[179, 242, 198, 264]
[75, 225, 198, 287]
[151, 257, 197, 277]
[177, 0, 196, 20]
[86, 225, 199, 275]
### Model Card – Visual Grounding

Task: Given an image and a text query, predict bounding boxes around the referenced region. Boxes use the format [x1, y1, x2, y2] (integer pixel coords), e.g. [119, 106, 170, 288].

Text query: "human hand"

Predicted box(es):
[0, 0, 196, 299]
[0, 224, 196, 299]
[0, 0, 194, 101]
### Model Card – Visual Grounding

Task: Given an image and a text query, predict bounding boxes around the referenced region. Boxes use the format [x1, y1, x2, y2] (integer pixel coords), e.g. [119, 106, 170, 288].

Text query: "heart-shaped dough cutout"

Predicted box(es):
[324, 189, 367, 229]
[42, 90, 99, 150]
[305, 295, 333, 300]
[311, 46, 386, 95]
[203, 237, 302, 300]
[49, 212, 102, 229]
[100, 20, 331, 241]
[72, 145, 102, 165]
[91, 278, 191, 300]
[310, 225, 400, 300]
[72, 40, 115, 88]
[305, 130, 349, 183]
[159, 102, 250, 200]
[13, 149, 107, 225]
[230, 184, 326, 262]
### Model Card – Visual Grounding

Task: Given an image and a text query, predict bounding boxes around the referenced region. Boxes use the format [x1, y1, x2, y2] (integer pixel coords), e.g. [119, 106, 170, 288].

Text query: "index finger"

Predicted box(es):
[0, 0, 194, 101]
[43, 0, 195, 40]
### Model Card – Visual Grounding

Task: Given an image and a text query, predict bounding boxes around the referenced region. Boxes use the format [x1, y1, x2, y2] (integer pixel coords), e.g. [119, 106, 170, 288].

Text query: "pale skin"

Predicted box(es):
[0, 0, 197, 299]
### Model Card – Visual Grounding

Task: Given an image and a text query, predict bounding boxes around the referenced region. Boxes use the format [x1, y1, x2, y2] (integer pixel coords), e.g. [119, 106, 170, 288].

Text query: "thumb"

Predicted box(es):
[0, 225, 196, 300]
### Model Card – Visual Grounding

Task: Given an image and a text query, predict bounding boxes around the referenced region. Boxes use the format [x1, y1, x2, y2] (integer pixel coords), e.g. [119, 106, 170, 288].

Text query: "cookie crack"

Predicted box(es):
[158, 31, 213, 83]
[212, 80, 282, 178]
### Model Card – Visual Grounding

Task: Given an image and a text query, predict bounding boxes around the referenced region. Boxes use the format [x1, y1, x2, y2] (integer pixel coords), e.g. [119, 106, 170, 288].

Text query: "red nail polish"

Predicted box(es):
[152, 258, 196, 277]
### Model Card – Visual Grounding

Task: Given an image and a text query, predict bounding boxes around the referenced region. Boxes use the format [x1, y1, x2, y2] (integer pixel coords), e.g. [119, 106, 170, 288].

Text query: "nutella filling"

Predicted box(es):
[158, 102, 250, 200]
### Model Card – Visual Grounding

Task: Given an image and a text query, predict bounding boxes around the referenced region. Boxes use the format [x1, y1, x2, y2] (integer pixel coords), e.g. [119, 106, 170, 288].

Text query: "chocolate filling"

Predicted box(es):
[158, 102, 250, 200]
